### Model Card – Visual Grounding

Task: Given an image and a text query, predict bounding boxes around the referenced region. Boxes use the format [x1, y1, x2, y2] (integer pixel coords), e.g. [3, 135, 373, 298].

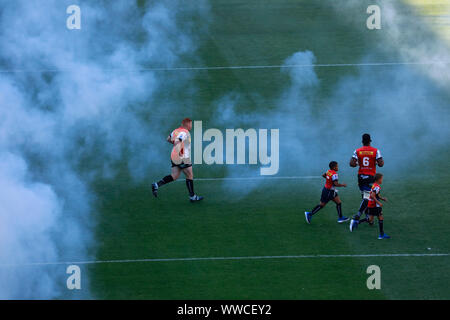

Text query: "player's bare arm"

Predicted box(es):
[349, 157, 357, 167]
[377, 157, 384, 167]
[333, 180, 347, 188]
[370, 191, 383, 207]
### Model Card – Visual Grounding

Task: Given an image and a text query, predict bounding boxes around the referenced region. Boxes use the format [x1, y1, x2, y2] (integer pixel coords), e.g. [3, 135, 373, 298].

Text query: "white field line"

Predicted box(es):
[1, 61, 450, 73]
[1, 253, 449, 268]
[178, 176, 321, 181]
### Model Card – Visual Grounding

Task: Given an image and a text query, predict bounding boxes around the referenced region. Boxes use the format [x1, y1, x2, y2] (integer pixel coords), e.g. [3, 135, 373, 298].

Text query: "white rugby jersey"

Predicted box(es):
[170, 127, 191, 163]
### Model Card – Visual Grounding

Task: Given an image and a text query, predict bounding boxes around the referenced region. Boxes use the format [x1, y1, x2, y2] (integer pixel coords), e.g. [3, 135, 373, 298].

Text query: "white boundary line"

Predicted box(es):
[179, 176, 321, 181]
[1, 61, 449, 73]
[1, 253, 448, 267]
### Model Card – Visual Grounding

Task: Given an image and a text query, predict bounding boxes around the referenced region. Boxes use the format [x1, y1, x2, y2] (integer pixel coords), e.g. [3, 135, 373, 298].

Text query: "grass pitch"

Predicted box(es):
[83, 0, 450, 299]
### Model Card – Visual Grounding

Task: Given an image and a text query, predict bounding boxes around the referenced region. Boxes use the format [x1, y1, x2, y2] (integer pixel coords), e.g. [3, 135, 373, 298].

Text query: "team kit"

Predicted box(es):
[152, 119, 389, 240]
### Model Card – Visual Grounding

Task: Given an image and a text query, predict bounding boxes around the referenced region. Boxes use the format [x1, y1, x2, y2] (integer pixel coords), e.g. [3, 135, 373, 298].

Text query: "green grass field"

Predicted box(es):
[77, 0, 450, 299]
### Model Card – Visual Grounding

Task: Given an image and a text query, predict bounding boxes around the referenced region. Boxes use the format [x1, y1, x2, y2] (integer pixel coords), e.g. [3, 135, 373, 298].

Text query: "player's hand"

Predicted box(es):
[382, 197, 388, 202]
[342, 183, 347, 187]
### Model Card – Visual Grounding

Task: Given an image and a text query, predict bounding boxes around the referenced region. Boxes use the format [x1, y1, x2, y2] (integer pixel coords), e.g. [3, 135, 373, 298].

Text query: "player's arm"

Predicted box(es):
[379, 193, 387, 202]
[332, 174, 346, 187]
[322, 173, 327, 179]
[166, 135, 174, 144]
[172, 132, 186, 153]
[349, 150, 358, 167]
[333, 180, 347, 188]
[376, 149, 384, 167]
[377, 157, 384, 167]
[370, 191, 383, 207]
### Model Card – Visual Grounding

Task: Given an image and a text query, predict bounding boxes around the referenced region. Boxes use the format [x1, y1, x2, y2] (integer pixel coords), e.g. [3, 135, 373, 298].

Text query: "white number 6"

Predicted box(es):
[363, 157, 370, 166]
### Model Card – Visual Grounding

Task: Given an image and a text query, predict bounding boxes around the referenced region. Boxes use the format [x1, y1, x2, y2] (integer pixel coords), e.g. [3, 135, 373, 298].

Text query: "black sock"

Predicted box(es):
[311, 204, 323, 215]
[355, 199, 369, 219]
[186, 179, 194, 197]
[336, 203, 342, 218]
[379, 220, 384, 235]
[157, 175, 174, 187]
[359, 217, 368, 223]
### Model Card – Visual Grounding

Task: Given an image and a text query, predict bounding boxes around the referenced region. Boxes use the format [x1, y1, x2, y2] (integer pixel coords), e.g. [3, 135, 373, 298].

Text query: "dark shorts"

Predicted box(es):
[358, 174, 375, 192]
[368, 207, 382, 216]
[320, 187, 337, 203]
[171, 161, 192, 169]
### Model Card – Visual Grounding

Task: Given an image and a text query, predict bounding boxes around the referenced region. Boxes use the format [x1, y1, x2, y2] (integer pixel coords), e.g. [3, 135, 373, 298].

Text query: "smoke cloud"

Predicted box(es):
[0, 0, 209, 298]
[211, 1, 449, 195]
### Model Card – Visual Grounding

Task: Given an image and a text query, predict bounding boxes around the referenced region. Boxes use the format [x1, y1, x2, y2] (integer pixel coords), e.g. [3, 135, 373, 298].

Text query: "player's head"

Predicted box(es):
[362, 133, 372, 146]
[374, 173, 383, 184]
[329, 161, 338, 171]
[182, 118, 192, 131]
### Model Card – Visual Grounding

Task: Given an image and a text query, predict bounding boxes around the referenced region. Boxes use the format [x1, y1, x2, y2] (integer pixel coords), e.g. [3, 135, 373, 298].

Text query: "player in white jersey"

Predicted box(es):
[152, 118, 203, 202]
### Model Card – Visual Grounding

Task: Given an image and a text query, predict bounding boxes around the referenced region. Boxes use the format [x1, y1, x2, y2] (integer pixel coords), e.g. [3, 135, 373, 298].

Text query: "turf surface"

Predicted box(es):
[81, 0, 450, 299]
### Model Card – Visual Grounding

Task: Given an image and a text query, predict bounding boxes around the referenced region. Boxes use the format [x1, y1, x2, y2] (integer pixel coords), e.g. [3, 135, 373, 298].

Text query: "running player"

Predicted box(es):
[305, 161, 348, 224]
[151, 118, 203, 202]
[366, 173, 390, 239]
[349, 134, 384, 232]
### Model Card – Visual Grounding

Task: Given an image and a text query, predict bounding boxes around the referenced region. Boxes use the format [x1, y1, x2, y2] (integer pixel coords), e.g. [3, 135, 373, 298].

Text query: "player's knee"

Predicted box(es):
[379, 214, 384, 221]
[171, 173, 179, 181]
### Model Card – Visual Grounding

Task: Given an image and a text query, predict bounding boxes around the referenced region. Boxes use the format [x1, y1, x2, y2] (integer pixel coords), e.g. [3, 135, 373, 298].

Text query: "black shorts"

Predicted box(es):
[171, 161, 192, 169]
[368, 207, 382, 216]
[320, 187, 337, 203]
[358, 174, 375, 192]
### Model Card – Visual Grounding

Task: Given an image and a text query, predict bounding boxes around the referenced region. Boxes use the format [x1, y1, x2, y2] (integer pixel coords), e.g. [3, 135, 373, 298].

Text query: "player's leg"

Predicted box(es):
[311, 201, 327, 214]
[305, 188, 329, 224]
[358, 206, 370, 224]
[354, 190, 370, 219]
[151, 166, 181, 197]
[182, 166, 203, 202]
[350, 193, 368, 231]
[354, 175, 373, 220]
[350, 176, 372, 231]
[305, 201, 326, 224]
[332, 195, 349, 223]
[377, 211, 390, 239]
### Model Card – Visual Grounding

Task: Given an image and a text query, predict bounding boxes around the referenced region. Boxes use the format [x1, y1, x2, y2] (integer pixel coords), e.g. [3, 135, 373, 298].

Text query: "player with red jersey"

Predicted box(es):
[305, 161, 348, 224]
[349, 134, 384, 232]
[366, 173, 390, 239]
[151, 118, 203, 202]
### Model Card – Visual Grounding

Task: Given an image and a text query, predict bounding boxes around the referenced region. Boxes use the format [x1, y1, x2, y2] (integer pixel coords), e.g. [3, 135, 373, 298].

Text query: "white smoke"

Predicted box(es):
[211, 1, 449, 195]
[0, 0, 209, 298]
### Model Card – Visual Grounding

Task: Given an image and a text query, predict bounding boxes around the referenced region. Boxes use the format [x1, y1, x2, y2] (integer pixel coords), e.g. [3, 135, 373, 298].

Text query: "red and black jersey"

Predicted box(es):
[352, 146, 382, 176]
[368, 183, 381, 208]
[324, 169, 338, 190]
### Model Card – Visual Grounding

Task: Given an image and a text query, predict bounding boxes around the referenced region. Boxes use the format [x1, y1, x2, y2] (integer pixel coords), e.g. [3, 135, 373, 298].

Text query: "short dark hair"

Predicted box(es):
[362, 133, 372, 145]
[182, 118, 192, 126]
[329, 161, 338, 169]
[374, 173, 383, 181]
